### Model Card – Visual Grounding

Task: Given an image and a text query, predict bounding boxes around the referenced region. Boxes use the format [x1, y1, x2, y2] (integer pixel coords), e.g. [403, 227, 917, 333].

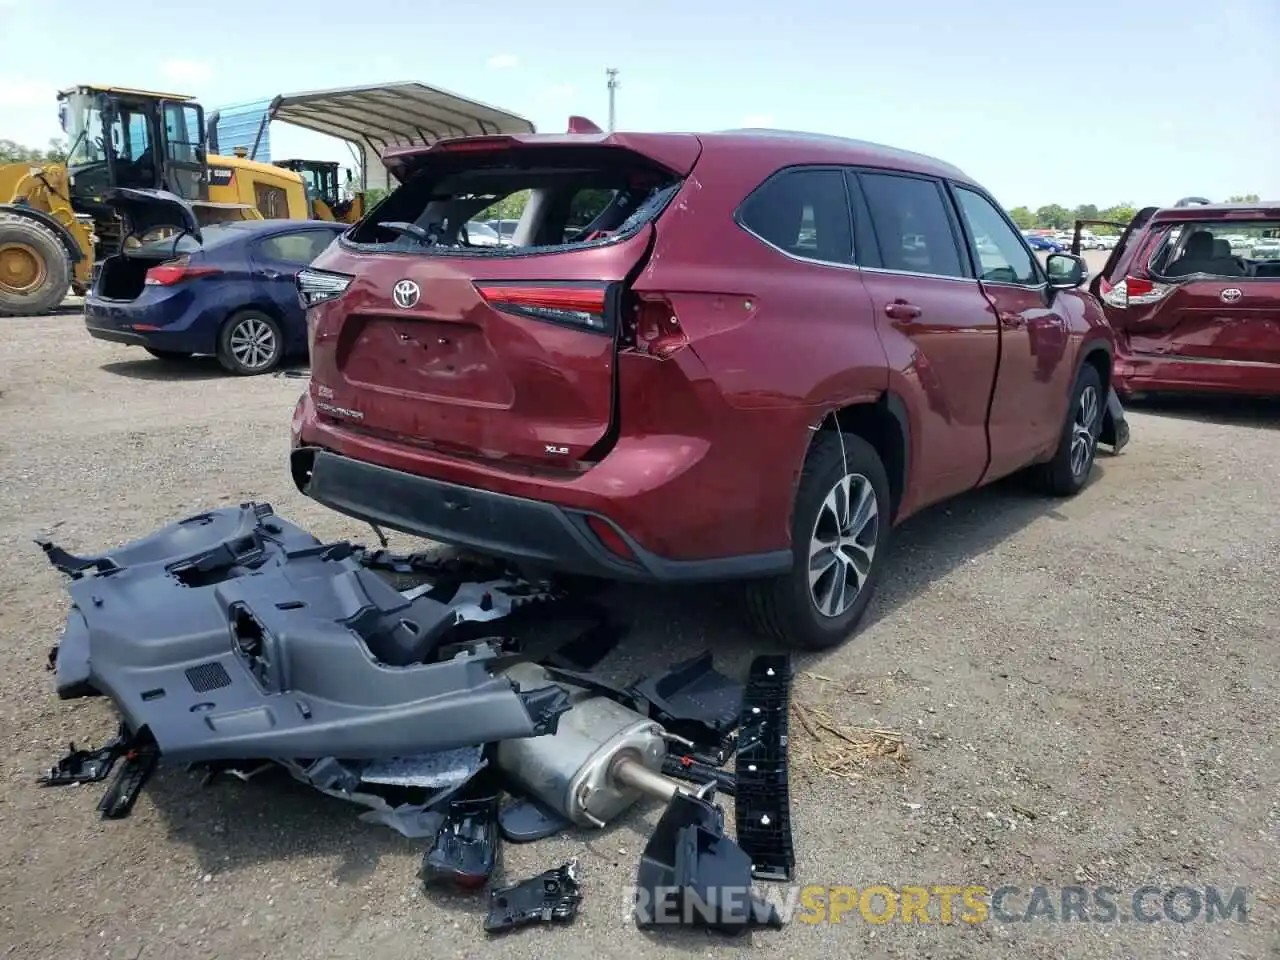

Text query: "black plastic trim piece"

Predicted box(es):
[733, 654, 796, 882]
[295, 448, 792, 584]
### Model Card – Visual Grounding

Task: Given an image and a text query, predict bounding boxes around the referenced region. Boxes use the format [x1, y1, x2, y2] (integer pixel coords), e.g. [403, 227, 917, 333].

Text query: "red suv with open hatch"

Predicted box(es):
[1090, 197, 1280, 399]
[290, 127, 1116, 649]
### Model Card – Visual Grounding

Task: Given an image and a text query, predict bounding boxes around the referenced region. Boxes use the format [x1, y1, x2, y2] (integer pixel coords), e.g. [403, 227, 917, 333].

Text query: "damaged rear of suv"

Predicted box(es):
[292, 127, 1118, 650]
[1093, 197, 1280, 398]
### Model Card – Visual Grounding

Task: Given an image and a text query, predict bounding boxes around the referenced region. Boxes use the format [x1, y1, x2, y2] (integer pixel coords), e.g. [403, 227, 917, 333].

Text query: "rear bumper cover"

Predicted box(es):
[293, 446, 791, 583]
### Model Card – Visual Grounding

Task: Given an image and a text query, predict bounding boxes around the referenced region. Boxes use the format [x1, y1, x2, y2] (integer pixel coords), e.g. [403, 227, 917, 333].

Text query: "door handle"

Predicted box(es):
[1000, 313, 1025, 328]
[884, 300, 922, 321]
[261, 269, 284, 280]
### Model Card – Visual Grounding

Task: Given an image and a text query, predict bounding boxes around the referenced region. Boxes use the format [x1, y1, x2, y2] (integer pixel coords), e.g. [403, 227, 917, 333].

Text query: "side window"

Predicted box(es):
[859, 173, 965, 278]
[738, 168, 853, 265]
[952, 187, 1039, 285]
[163, 103, 203, 164]
[259, 230, 335, 264]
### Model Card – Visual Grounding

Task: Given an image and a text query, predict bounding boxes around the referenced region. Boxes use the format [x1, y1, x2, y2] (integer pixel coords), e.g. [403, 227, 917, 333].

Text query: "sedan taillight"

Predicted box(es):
[144, 259, 223, 286]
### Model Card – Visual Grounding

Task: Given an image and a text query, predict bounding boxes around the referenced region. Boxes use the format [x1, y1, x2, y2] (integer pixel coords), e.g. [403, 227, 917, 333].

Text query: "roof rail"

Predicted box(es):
[1173, 196, 1212, 207]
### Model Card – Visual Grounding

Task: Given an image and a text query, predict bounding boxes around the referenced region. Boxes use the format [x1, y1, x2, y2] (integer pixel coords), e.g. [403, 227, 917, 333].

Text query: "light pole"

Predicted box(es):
[606, 68, 619, 132]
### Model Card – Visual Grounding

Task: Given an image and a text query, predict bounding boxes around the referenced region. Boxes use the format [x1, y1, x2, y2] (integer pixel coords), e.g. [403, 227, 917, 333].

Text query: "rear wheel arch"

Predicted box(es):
[808, 392, 910, 523]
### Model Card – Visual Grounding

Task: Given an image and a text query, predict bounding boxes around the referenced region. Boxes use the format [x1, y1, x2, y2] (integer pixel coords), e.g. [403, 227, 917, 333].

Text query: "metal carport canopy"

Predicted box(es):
[266, 81, 537, 192]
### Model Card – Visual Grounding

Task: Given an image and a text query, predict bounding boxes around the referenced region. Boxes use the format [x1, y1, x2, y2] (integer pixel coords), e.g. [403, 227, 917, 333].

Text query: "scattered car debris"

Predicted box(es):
[34, 503, 802, 940]
[497, 797, 574, 843]
[421, 775, 503, 891]
[661, 753, 737, 796]
[734, 655, 796, 882]
[628, 651, 743, 750]
[496, 662, 669, 828]
[38, 723, 131, 786]
[484, 860, 583, 934]
[97, 731, 160, 819]
[635, 790, 783, 934]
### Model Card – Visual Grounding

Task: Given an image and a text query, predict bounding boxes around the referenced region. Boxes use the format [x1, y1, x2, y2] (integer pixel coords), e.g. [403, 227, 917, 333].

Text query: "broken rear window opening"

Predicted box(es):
[1150, 219, 1280, 280]
[344, 147, 684, 257]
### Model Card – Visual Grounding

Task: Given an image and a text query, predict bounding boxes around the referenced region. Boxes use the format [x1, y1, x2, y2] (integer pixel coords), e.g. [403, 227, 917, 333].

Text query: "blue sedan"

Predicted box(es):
[1022, 233, 1065, 253]
[85, 219, 346, 375]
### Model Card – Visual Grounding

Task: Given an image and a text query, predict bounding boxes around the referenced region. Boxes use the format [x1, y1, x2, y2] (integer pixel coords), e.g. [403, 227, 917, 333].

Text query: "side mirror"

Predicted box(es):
[1046, 252, 1086, 290]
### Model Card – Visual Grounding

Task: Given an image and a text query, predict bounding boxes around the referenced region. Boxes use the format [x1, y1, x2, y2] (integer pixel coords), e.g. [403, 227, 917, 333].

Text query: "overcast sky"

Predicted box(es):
[1, 0, 1276, 209]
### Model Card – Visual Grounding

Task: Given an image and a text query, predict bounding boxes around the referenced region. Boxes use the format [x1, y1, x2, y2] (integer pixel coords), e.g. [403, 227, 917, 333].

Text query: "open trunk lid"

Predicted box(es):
[301, 136, 698, 469]
[103, 187, 203, 245]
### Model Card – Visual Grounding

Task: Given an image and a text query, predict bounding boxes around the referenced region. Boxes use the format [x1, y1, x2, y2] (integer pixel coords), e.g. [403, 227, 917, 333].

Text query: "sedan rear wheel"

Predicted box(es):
[218, 310, 283, 376]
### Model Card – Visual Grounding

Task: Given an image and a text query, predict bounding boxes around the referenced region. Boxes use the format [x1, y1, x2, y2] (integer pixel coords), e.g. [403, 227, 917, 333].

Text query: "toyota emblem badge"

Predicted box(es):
[392, 279, 420, 309]
[1219, 287, 1243, 304]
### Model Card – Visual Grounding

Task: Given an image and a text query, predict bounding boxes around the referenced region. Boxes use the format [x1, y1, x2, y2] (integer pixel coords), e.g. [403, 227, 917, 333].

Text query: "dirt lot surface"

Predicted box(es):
[1, 310, 1277, 960]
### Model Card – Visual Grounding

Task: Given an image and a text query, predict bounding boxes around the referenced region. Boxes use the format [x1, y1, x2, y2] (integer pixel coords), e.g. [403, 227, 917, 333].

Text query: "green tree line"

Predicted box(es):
[1009, 196, 1261, 234]
[0, 138, 68, 163]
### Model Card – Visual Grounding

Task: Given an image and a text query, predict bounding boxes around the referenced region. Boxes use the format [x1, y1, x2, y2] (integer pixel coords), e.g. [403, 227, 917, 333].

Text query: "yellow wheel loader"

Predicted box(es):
[0, 85, 311, 316]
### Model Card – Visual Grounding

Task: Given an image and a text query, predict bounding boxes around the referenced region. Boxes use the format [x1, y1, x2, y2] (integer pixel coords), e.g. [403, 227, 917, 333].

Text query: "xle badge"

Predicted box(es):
[545, 445, 569, 455]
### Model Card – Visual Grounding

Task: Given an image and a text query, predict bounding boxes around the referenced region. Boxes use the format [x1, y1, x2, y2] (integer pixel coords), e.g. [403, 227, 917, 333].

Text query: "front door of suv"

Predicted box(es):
[852, 170, 999, 508]
[949, 185, 1074, 480]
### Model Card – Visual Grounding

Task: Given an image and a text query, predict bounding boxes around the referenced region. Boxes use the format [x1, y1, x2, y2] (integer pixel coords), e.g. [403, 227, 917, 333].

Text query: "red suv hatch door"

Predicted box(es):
[310, 230, 653, 467]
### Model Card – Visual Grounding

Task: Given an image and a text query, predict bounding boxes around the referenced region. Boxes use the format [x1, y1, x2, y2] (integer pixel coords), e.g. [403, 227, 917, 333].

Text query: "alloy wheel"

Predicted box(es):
[229, 317, 278, 371]
[808, 472, 879, 618]
[1070, 384, 1100, 479]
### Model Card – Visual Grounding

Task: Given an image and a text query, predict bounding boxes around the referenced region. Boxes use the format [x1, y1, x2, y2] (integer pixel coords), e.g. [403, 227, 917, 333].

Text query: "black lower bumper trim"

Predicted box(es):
[294, 447, 791, 584]
[85, 324, 149, 347]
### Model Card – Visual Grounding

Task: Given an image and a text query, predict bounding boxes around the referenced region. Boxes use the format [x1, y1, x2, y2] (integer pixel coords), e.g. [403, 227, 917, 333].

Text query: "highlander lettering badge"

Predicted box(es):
[393, 279, 420, 309]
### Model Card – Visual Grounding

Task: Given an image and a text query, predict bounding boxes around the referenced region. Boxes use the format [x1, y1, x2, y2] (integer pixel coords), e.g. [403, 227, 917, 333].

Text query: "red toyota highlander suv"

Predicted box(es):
[290, 128, 1115, 650]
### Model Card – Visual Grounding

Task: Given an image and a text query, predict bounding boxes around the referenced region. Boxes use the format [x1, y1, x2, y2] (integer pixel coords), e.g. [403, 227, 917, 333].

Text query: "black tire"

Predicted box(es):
[1030, 363, 1104, 496]
[217, 310, 283, 375]
[144, 347, 193, 361]
[0, 212, 73, 316]
[744, 432, 892, 651]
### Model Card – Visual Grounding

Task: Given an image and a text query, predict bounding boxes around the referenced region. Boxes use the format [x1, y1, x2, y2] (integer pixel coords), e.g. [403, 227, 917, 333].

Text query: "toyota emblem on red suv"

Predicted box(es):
[392, 279, 420, 309]
[1219, 288, 1243, 304]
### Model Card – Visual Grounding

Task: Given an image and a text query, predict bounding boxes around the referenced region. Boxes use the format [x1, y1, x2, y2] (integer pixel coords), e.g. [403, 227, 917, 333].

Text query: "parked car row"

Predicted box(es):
[1020, 230, 1119, 252]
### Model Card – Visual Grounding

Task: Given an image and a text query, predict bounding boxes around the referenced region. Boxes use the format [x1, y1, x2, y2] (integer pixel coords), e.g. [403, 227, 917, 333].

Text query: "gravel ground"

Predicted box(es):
[0, 309, 1277, 960]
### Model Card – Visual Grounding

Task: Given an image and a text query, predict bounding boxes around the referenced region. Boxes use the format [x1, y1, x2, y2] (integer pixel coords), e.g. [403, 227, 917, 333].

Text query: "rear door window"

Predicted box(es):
[951, 186, 1041, 285]
[258, 229, 340, 264]
[859, 172, 966, 279]
[736, 167, 853, 265]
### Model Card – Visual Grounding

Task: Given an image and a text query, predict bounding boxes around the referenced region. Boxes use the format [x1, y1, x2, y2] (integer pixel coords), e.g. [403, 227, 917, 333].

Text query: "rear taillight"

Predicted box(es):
[629, 294, 689, 359]
[144, 259, 222, 286]
[476, 283, 609, 333]
[296, 267, 353, 308]
[1099, 275, 1175, 308]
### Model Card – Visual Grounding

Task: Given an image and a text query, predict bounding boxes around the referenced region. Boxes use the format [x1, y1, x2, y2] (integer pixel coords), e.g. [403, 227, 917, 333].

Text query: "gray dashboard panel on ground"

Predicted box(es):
[46, 502, 569, 764]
